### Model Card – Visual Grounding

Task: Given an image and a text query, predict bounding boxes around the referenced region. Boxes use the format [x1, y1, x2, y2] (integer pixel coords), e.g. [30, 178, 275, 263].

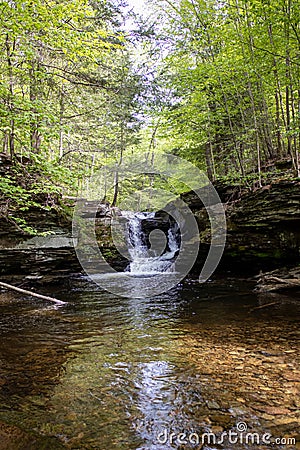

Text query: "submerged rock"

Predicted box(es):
[0, 420, 65, 450]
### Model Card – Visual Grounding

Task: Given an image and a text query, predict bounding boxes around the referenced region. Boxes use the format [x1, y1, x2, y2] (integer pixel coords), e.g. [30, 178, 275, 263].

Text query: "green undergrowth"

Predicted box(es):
[0, 155, 75, 235]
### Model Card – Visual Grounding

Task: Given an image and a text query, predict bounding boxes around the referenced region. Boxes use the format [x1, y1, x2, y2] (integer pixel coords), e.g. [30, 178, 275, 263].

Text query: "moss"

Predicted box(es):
[252, 252, 270, 258]
[56, 200, 73, 225]
[228, 249, 279, 260]
[273, 249, 284, 259]
[228, 251, 239, 257]
[102, 248, 115, 259]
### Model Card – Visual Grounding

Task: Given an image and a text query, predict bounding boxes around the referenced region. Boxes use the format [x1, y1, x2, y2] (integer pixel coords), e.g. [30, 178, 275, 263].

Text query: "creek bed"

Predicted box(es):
[0, 278, 299, 449]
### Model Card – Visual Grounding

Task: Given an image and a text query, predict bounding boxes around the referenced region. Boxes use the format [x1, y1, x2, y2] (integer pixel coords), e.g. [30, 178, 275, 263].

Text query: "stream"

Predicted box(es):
[0, 213, 299, 449]
[0, 278, 299, 449]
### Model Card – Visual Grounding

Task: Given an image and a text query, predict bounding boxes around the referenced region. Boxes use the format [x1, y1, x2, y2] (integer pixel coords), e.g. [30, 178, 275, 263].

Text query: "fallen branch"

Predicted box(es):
[249, 301, 279, 313]
[0, 281, 66, 305]
[265, 276, 300, 286]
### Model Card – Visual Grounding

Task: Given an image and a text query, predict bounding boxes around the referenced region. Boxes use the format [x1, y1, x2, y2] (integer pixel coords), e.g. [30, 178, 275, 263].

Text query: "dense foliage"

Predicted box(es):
[146, 0, 300, 184]
[1, 0, 299, 218]
[0, 0, 141, 194]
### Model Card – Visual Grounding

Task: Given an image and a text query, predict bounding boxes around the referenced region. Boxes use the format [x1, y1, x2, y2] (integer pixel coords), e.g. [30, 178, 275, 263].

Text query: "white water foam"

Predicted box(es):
[123, 211, 179, 276]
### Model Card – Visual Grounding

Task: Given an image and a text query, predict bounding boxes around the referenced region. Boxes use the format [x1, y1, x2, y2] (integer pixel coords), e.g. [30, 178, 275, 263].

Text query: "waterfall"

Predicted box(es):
[123, 212, 179, 276]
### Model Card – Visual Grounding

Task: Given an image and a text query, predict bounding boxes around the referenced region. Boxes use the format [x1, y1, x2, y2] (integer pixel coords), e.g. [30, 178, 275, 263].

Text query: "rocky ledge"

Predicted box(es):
[0, 200, 128, 282]
[0, 178, 299, 282]
[183, 180, 300, 274]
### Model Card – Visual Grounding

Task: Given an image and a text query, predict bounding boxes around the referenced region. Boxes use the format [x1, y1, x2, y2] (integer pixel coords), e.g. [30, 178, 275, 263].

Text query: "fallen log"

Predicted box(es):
[264, 276, 300, 286]
[249, 301, 279, 313]
[0, 281, 66, 305]
[256, 272, 300, 293]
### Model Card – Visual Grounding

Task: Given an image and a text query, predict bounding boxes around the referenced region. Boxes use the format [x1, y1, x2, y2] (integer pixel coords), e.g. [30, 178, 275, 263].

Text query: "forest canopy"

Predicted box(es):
[0, 0, 299, 210]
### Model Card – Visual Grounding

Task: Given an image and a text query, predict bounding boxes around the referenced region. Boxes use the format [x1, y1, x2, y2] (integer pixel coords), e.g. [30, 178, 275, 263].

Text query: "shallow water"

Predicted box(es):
[0, 278, 299, 449]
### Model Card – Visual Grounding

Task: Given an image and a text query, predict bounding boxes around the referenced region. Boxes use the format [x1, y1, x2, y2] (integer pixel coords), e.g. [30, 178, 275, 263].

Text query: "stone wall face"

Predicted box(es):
[1, 169, 299, 278]
[0, 200, 127, 277]
[185, 181, 300, 273]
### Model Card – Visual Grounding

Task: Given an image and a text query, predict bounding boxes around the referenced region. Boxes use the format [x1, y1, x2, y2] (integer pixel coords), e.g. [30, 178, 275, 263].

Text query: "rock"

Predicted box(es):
[2, 178, 300, 279]
[184, 181, 300, 274]
[228, 406, 247, 416]
[0, 197, 129, 278]
[0, 420, 65, 450]
[274, 417, 299, 425]
[251, 405, 291, 415]
[210, 425, 224, 433]
[77, 200, 113, 219]
[209, 413, 235, 428]
[206, 400, 221, 410]
[16, 235, 73, 249]
[284, 372, 300, 382]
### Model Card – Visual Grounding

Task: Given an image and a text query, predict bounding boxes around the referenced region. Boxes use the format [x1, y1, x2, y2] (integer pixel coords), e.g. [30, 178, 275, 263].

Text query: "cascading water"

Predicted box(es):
[124, 212, 179, 276]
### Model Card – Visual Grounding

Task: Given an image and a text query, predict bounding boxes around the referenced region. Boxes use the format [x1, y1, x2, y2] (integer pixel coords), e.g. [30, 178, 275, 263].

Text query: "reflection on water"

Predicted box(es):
[0, 279, 299, 449]
[90, 272, 181, 299]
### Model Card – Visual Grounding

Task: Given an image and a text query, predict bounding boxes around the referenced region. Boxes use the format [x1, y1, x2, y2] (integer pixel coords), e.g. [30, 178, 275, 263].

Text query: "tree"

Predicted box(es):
[142, 0, 300, 182]
[0, 0, 146, 197]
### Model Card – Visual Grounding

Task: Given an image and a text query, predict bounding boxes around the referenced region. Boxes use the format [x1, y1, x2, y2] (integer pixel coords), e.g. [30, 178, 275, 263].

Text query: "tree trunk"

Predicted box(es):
[29, 58, 42, 153]
[0, 281, 66, 305]
[112, 166, 119, 207]
[59, 85, 65, 158]
[284, 0, 294, 165]
[205, 142, 214, 181]
[5, 34, 15, 159]
[3, 132, 9, 156]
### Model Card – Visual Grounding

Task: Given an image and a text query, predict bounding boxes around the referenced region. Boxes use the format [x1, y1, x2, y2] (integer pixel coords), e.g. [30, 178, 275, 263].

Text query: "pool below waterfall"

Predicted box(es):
[0, 277, 299, 449]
